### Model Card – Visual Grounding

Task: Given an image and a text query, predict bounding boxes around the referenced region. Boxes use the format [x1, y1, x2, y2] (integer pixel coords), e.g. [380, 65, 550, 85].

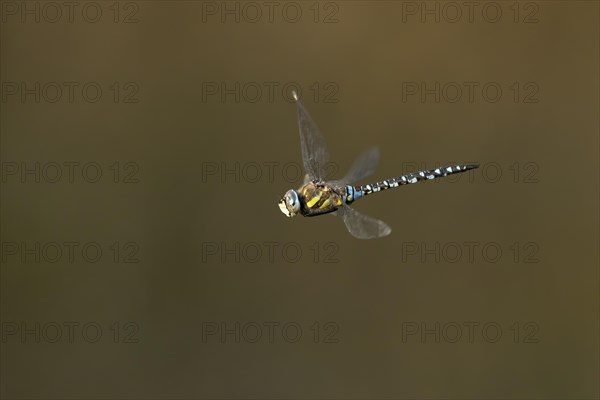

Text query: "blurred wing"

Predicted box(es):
[294, 92, 330, 181]
[338, 205, 391, 239]
[338, 147, 380, 185]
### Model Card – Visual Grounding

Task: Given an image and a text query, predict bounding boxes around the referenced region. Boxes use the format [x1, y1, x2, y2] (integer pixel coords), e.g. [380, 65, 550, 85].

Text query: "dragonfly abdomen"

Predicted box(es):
[348, 163, 479, 201]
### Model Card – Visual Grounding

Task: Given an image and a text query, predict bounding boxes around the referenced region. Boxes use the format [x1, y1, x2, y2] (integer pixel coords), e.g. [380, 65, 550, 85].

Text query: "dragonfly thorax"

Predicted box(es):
[297, 181, 344, 217]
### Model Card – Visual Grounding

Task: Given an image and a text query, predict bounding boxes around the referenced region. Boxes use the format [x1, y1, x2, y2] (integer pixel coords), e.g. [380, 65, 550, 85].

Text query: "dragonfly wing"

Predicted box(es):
[338, 204, 391, 239]
[303, 173, 312, 185]
[338, 146, 380, 185]
[294, 92, 330, 181]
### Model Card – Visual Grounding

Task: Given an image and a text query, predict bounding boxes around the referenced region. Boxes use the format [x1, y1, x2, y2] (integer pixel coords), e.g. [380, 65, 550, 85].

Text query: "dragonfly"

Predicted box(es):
[278, 91, 479, 239]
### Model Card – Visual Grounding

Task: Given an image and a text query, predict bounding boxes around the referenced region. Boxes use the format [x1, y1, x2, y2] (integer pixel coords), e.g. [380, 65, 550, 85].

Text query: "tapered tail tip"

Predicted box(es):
[465, 163, 480, 170]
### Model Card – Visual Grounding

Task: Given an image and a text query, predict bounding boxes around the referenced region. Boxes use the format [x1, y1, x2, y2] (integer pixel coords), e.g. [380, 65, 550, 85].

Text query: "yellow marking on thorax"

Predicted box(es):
[306, 192, 322, 207]
[319, 197, 332, 209]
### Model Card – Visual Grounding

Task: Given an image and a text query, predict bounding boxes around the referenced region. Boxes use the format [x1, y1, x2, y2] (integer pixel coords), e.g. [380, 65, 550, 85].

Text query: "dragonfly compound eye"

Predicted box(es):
[278, 190, 300, 218]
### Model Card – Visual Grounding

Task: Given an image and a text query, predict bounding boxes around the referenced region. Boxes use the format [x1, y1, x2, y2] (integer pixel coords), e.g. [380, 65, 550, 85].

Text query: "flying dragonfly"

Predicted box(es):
[278, 91, 479, 239]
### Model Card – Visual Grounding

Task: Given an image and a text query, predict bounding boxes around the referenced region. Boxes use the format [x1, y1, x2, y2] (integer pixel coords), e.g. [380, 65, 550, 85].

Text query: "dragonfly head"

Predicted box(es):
[278, 189, 301, 217]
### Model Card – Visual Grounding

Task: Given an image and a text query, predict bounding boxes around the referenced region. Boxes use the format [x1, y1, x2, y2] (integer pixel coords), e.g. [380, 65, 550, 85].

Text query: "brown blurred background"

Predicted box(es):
[1, 1, 598, 399]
